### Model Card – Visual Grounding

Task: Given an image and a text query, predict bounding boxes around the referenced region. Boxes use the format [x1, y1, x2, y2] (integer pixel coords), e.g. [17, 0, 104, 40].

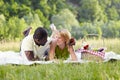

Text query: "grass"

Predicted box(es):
[0, 38, 120, 80]
[0, 62, 120, 80]
[0, 40, 20, 52]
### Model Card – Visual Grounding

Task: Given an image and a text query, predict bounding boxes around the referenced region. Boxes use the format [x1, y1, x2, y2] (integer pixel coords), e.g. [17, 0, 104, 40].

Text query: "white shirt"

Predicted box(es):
[20, 35, 51, 60]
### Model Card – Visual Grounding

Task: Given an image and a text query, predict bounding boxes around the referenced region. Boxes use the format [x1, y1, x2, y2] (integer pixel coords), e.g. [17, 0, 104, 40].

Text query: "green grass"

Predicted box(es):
[0, 39, 120, 80]
[0, 62, 120, 80]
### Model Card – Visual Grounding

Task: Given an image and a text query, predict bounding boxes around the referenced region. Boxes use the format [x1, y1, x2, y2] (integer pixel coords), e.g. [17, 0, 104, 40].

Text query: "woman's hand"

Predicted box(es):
[68, 38, 76, 46]
[68, 45, 74, 52]
[68, 38, 76, 52]
[68, 46, 77, 61]
[68, 38, 77, 61]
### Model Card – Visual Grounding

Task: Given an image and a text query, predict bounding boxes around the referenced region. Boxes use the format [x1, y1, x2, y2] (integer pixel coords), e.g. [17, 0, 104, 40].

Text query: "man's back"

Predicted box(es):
[20, 35, 51, 60]
[20, 27, 53, 61]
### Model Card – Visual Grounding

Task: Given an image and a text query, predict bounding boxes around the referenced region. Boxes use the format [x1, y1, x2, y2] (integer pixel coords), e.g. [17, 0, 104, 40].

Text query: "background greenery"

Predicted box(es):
[1, 1, 120, 80]
[0, 0, 120, 40]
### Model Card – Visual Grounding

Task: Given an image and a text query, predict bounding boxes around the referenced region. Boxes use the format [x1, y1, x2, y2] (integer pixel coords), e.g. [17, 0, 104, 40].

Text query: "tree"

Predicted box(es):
[23, 12, 43, 34]
[78, 0, 106, 22]
[0, 14, 6, 40]
[35, 9, 50, 29]
[7, 17, 27, 40]
[51, 9, 80, 31]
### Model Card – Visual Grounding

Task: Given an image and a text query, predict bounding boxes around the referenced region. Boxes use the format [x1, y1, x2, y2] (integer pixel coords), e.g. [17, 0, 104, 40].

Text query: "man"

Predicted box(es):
[20, 27, 51, 61]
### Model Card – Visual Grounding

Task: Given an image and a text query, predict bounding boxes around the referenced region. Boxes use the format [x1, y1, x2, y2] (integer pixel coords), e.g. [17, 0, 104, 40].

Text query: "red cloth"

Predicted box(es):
[76, 49, 105, 59]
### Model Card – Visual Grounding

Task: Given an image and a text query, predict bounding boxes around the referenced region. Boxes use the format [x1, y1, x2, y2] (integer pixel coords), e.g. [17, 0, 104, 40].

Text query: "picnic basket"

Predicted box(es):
[81, 50, 104, 62]
[79, 34, 105, 62]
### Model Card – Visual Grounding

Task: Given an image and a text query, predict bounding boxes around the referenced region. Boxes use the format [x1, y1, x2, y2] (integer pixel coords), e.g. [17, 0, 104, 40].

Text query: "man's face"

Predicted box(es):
[34, 37, 47, 46]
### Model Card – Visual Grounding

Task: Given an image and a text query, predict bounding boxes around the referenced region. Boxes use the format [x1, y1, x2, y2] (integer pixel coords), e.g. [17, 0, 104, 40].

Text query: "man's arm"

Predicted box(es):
[25, 51, 35, 61]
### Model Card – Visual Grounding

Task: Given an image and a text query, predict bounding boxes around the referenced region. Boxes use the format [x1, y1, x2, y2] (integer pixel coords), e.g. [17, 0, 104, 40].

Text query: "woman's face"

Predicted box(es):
[56, 35, 65, 46]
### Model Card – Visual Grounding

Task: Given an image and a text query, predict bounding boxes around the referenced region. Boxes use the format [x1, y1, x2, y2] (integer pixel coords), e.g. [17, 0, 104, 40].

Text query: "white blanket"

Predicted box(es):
[0, 51, 120, 65]
[0, 51, 54, 65]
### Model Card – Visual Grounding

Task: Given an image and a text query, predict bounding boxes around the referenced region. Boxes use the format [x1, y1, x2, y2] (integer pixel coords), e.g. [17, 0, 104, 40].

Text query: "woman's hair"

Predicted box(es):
[33, 27, 48, 40]
[59, 29, 71, 45]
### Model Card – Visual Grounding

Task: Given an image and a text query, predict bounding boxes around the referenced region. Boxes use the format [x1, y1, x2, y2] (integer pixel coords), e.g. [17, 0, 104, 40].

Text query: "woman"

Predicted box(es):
[49, 29, 77, 61]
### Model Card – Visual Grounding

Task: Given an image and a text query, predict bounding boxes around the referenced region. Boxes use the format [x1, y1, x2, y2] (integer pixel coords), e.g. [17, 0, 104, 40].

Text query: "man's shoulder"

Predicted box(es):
[23, 35, 33, 40]
[22, 35, 34, 43]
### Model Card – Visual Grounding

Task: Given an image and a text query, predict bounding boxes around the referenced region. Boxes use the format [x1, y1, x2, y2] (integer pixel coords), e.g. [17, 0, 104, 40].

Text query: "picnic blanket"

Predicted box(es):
[0, 51, 120, 65]
[0, 51, 54, 65]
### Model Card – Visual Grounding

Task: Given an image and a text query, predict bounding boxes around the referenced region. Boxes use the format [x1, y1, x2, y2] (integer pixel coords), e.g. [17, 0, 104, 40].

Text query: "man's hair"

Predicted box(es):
[33, 27, 47, 40]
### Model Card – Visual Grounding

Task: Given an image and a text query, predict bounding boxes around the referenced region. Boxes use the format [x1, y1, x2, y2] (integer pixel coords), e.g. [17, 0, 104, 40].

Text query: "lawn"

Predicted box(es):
[0, 38, 120, 80]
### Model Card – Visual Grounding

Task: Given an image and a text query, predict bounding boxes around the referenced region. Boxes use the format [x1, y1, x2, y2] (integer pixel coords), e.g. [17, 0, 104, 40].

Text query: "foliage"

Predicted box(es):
[0, 0, 120, 40]
[23, 12, 43, 34]
[101, 21, 120, 38]
[77, 0, 106, 22]
[0, 14, 6, 40]
[51, 9, 80, 31]
[0, 14, 27, 40]
[7, 17, 27, 40]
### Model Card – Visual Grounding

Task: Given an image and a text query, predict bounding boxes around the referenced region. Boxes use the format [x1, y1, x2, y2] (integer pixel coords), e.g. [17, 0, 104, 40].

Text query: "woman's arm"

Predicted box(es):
[68, 38, 77, 61]
[49, 40, 57, 60]
[68, 46, 77, 61]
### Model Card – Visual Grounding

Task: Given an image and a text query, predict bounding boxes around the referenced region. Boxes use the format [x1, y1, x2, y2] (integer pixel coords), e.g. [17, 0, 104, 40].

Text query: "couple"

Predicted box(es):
[0, 25, 120, 65]
[20, 26, 77, 61]
[15, 25, 120, 63]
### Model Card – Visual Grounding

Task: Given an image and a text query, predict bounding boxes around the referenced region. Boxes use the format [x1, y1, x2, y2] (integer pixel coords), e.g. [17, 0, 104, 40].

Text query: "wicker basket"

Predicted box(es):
[81, 52, 103, 62]
[80, 34, 105, 62]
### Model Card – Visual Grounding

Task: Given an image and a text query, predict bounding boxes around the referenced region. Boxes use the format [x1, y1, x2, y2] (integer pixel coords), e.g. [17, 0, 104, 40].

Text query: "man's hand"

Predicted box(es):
[25, 51, 35, 61]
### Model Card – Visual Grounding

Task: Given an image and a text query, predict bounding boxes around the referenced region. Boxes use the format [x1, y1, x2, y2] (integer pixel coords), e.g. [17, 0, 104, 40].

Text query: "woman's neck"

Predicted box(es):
[58, 43, 65, 50]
